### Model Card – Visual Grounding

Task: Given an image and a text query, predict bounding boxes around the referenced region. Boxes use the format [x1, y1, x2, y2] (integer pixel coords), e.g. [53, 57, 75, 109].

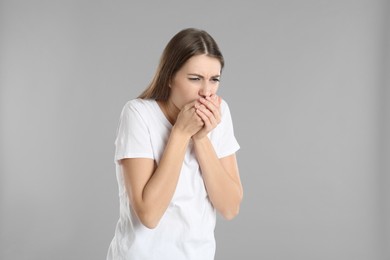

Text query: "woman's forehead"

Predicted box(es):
[180, 54, 221, 75]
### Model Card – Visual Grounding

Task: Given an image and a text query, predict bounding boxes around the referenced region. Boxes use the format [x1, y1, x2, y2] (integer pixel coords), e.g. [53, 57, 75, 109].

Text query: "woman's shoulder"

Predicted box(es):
[123, 98, 156, 112]
[220, 98, 231, 114]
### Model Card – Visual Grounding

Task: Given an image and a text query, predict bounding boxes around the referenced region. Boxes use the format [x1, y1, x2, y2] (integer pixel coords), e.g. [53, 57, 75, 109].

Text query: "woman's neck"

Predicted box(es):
[159, 99, 179, 125]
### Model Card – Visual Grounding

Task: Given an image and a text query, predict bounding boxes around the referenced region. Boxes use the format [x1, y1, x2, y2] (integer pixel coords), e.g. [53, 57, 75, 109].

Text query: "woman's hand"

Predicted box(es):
[192, 94, 222, 140]
[173, 100, 205, 138]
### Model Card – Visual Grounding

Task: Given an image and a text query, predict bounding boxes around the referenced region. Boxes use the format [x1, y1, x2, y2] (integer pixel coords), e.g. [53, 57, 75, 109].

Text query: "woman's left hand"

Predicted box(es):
[192, 94, 222, 140]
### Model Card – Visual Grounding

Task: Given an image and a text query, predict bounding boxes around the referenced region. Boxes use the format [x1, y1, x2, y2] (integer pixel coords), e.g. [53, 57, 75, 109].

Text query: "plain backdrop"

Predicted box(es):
[0, 0, 389, 259]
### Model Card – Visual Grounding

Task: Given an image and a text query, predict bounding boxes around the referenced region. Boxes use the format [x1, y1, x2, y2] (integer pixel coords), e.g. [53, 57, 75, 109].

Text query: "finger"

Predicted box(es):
[209, 94, 222, 108]
[197, 105, 217, 126]
[212, 95, 222, 121]
[217, 95, 222, 106]
[196, 107, 212, 129]
[183, 100, 199, 110]
[199, 97, 218, 114]
[200, 97, 221, 124]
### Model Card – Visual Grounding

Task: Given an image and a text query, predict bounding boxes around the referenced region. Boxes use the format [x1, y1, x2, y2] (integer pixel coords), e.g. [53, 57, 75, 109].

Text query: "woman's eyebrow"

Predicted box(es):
[187, 73, 221, 78]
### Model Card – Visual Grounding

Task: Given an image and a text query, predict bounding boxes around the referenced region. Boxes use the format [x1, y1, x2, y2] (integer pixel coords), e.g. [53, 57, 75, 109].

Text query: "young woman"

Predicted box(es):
[107, 28, 243, 260]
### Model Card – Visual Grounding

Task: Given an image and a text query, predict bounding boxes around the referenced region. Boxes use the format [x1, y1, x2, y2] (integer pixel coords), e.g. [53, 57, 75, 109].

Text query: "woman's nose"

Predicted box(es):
[199, 83, 213, 97]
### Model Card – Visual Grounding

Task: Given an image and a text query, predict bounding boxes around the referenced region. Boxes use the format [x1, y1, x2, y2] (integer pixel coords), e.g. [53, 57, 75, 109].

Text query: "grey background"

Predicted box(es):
[0, 0, 389, 259]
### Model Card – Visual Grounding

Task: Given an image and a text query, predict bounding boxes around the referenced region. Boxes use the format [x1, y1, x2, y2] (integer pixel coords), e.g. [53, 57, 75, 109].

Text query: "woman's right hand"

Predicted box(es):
[173, 101, 204, 138]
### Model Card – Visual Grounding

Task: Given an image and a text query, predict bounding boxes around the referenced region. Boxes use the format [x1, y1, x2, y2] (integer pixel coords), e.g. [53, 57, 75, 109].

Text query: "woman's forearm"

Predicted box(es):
[126, 127, 190, 228]
[193, 137, 243, 220]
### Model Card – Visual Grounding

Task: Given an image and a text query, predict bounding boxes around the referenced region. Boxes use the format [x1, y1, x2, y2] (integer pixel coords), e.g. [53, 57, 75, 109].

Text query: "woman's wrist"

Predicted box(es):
[192, 134, 209, 144]
[171, 125, 193, 142]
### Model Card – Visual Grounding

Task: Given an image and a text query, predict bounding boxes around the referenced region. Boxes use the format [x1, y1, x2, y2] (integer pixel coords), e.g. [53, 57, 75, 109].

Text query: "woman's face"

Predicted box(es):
[169, 54, 221, 109]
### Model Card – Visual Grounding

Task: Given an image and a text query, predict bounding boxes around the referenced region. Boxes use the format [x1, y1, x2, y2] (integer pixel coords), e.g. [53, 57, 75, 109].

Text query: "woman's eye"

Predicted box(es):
[189, 77, 200, 81]
[212, 78, 220, 82]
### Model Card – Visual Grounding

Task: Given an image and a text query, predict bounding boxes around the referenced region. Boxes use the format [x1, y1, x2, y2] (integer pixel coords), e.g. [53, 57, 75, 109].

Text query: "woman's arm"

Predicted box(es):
[193, 139, 243, 220]
[193, 96, 243, 220]
[120, 102, 203, 229]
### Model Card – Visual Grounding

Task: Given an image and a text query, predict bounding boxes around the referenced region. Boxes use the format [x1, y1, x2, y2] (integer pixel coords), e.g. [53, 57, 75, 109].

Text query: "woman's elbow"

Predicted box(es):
[141, 219, 159, 229]
[220, 194, 243, 220]
[220, 205, 240, 220]
[136, 211, 161, 229]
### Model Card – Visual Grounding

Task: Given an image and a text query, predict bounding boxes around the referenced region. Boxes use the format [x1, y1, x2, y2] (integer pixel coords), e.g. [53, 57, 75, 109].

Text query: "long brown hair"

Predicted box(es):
[138, 28, 224, 101]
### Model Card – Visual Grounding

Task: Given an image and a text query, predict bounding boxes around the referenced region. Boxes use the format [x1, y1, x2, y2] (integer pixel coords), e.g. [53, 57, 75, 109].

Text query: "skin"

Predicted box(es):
[119, 54, 243, 229]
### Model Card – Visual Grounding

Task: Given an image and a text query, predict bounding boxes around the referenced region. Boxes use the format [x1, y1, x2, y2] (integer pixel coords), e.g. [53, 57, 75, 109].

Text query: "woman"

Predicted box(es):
[107, 28, 243, 260]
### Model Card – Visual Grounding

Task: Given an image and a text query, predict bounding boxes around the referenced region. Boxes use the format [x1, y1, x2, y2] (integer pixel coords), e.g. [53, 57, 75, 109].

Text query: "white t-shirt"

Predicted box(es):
[107, 98, 240, 260]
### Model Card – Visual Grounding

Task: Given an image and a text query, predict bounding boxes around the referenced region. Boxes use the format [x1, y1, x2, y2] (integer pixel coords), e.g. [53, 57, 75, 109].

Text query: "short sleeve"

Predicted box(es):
[213, 100, 240, 158]
[114, 101, 154, 162]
